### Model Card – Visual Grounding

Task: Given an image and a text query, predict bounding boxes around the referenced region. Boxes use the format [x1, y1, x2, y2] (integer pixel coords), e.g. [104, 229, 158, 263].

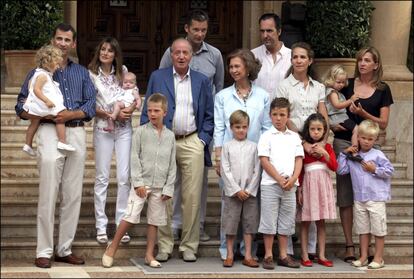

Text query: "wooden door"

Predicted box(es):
[77, 0, 242, 92]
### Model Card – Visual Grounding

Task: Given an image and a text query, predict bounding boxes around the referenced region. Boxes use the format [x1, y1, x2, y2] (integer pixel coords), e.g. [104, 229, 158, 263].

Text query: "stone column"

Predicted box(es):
[63, 1, 79, 61]
[370, 1, 413, 100]
[370, 1, 413, 179]
[243, 1, 283, 49]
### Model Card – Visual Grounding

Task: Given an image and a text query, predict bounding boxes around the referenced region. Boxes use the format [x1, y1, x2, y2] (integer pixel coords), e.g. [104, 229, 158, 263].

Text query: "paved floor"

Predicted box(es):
[1, 258, 413, 278]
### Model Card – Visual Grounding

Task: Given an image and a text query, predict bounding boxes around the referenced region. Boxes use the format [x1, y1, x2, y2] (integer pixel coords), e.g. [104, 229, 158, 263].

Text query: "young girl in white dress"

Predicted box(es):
[22, 44, 76, 156]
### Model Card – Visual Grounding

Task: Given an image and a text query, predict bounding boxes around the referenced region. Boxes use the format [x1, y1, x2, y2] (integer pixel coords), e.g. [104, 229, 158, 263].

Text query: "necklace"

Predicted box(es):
[236, 83, 252, 102]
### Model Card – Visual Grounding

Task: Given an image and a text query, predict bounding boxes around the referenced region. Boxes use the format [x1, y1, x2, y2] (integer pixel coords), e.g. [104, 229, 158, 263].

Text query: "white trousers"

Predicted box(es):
[287, 221, 317, 255]
[93, 125, 132, 235]
[36, 124, 86, 258]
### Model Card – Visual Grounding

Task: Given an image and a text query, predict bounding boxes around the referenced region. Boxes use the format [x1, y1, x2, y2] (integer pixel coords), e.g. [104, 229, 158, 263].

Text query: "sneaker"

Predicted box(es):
[199, 229, 210, 242]
[121, 233, 131, 243]
[96, 234, 108, 244]
[23, 144, 36, 156]
[57, 142, 76, 152]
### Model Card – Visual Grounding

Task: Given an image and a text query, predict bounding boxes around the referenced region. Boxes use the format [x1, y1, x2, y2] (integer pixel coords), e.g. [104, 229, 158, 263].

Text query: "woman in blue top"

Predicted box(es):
[214, 48, 272, 261]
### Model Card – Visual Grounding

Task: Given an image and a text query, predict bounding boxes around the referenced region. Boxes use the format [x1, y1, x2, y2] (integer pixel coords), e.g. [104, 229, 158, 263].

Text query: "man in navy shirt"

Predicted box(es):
[15, 23, 96, 268]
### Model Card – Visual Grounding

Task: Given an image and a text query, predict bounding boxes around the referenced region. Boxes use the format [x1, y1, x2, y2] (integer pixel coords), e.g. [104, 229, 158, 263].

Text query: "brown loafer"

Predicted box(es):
[262, 256, 275, 270]
[242, 258, 259, 268]
[277, 256, 300, 268]
[35, 257, 51, 268]
[223, 258, 234, 267]
[55, 253, 85, 265]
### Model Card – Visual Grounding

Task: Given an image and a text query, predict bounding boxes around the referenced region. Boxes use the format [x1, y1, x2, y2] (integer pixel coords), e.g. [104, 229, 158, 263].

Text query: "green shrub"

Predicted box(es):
[305, 1, 374, 58]
[1, 0, 63, 50]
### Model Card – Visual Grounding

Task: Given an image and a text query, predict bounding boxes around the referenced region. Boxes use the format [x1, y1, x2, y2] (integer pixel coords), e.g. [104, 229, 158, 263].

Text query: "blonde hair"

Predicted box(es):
[36, 45, 63, 70]
[323, 64, 348, 88]
[358, 119, 380, 138]
[123, 72, 137, 85]
[229, 110, 250, 126]
[147, 93, 168, 112]
[354, 46, 385, 90]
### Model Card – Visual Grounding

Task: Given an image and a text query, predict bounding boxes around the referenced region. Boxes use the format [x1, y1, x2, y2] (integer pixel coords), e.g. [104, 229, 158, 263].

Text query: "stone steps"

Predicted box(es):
[1, 196, 412, 219]
[2, 215, 412, 240]
[0, 159, 222, 179]
[0, 177, 222, 198]
[10, 158, 409, 181]
[1, 177, 412, 199]
[0, 109, 143, 127]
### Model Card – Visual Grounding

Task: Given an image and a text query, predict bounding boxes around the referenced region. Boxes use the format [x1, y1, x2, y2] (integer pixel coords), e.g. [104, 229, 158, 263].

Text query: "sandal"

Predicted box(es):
[96, 234, 109, 244]
[344, 245, 356, 263]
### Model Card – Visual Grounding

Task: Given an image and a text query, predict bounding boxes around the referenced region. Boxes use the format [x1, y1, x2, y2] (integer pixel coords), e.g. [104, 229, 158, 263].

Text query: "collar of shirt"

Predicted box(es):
[97, 65, 115, 77]
[185, 38, 208, 55]
[264, 43, 290, 58]
[173, 67, 191, 81]
[269, 125, 294, 135]
[286, 73, 317, 87]
[148, 121, 165, 133]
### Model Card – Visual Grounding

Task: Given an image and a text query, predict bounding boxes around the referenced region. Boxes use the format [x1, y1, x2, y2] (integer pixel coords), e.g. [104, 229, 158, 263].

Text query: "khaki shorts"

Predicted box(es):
[123, 187, 167, 226]
[354, 201, 387, 237]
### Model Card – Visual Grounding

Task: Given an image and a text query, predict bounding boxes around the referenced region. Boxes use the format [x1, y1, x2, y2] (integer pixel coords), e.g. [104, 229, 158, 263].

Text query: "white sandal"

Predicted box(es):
[121, 233, 131, 243]
[368, 260, 385, 269]
[96, 234, 108, 244]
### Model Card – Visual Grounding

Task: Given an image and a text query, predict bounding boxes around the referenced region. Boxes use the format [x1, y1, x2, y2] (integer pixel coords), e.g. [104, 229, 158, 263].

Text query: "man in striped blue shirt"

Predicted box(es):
[15, 23, 96, 269]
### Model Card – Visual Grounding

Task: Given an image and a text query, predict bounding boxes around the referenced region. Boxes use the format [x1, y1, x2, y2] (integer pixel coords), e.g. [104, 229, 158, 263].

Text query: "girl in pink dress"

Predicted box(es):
[297, 113, 337, 267]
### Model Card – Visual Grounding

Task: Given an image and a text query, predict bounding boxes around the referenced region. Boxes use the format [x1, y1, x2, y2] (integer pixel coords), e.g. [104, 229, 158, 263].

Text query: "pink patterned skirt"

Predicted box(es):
[298, 162, 337, 221]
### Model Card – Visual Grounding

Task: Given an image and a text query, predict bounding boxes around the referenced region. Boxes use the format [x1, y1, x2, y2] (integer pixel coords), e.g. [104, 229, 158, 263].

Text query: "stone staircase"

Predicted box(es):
[1, 88, 413, 263]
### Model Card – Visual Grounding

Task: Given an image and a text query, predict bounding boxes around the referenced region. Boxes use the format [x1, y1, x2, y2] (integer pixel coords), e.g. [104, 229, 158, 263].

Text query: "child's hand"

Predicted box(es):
[161, 194, 172, 201]
[45, 100, 55, 108]
[276, 176, 289, 188]
[135, 186, 147, 198]
[361, 161, 376, 173]
[350, 94, 359, 102]
[344, 145, 358, 154]
[235, 190, 249, 201]
[282, 178, 295, 191]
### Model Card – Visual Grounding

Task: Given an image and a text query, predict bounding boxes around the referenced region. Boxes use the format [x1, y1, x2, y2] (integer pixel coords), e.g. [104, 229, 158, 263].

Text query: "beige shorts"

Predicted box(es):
[354, 201, 387, 236]
[122, 187, 167, 226]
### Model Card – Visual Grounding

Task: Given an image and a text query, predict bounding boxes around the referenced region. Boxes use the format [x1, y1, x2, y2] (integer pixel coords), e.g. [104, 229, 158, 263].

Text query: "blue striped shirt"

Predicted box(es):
[15, 60, 96, 123]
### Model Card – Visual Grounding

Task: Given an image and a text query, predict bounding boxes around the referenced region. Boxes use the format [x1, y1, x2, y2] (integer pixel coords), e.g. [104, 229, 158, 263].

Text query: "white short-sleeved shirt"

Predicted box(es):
[276, 73, 326, 131]
[257, 126, 304, 186]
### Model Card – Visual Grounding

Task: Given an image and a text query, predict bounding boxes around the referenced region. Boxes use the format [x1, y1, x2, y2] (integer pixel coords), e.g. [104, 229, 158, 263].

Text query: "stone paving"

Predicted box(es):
[1, 258, 412, 278]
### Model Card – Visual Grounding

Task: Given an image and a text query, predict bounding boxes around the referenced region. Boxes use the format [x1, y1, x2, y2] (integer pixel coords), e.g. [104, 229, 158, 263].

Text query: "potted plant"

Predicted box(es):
[0, 1, 63, 87]
[304, 0, 375, 81]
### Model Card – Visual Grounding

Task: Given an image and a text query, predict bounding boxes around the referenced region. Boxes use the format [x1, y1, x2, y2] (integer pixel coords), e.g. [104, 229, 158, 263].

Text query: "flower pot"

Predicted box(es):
[312, 58, 356, 82]
[4, 50, 37, 88]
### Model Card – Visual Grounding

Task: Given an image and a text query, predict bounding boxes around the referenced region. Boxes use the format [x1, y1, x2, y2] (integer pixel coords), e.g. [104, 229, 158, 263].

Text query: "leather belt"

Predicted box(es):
[175, 131, 197, 140]
[65, 121, 84, 127]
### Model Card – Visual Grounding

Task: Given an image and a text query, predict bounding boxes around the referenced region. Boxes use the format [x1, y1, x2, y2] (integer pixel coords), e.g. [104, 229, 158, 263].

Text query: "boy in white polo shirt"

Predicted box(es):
[257, 97, 304, 270]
